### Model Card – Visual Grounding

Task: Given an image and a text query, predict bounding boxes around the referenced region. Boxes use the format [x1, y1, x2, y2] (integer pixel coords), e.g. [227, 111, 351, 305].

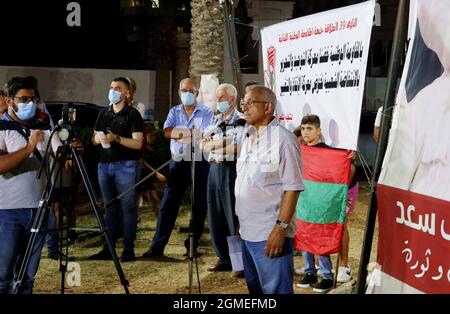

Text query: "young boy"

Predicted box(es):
[296, 114, 356, 292]
[293, 125, 321, 276]
[296, 114, 334, 293]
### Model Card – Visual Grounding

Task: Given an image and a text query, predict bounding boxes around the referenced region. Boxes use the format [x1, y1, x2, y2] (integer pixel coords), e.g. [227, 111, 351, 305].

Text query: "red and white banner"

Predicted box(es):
[375, 0, 450, 294]
[376, 185, 450, 293]
[261, 1, 374, 150]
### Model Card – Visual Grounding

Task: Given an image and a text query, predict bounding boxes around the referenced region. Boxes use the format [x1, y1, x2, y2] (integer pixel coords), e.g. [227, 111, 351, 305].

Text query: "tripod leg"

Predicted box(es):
[188, 155, 202, 294]
[189, 147, 196, 294]
[58, 203, 68, 295]
[188, 217, 194, 294]
[11, 204, 49, 294]
[12, 157, 62, 294]
[71, 147, 130, 294]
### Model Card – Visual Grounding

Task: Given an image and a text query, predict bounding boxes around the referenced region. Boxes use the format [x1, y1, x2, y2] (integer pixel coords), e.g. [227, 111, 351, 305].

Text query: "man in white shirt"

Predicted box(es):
[235, 85, 304, 294]
[201, 83, 244, 273]
[0, 76, 62, 294]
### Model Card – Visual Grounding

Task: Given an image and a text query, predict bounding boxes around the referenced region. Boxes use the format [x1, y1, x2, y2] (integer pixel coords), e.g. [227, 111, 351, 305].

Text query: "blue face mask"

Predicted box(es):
[108, 90, 122, 104]
[216, 101, 230, 113]
[180, 92, 195, 106]
[15, 102, 36, 121]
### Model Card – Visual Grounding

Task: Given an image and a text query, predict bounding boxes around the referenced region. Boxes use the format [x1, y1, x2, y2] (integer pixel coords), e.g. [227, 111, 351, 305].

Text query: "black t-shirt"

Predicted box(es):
[312, 142, 330, 149]
[94, 105, 144, 163]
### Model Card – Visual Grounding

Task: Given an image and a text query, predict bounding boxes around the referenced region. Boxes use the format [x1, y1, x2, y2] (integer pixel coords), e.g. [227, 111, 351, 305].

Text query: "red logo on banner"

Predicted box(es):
[377, 184, 450, 293]
[267, 46, 276, 71]
[265, 46, 277, 92]
[277, 113, 293, 121]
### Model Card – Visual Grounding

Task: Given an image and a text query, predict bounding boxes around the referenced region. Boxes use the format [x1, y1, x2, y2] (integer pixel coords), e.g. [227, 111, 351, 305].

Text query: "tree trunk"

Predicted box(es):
[189, 0, 224, 83]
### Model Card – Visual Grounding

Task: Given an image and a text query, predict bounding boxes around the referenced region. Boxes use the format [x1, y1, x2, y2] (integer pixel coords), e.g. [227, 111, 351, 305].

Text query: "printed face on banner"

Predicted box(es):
[379, 0, 450, 202]
[261, 1, 375, 150]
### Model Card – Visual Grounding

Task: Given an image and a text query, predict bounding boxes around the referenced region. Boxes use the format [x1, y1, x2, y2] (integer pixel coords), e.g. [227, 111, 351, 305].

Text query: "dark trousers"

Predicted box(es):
[151, 160, 210, 253]
[207, 162, 238, 267]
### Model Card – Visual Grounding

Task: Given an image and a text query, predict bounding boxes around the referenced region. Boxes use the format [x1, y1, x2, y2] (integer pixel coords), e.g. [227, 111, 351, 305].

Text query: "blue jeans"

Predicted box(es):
[242, 238, 294, 294]
[98, 160, 139, 253]
[0, 208, 45, 294]
[46, 207, 59, 255]
[302, 251, 333, 280]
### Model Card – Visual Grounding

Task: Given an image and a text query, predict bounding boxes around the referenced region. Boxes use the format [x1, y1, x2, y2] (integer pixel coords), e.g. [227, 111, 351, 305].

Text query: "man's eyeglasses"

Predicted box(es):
[13, 96, 39, 103]
[239, 99, 268, 107]
[180, 88, 196, 94]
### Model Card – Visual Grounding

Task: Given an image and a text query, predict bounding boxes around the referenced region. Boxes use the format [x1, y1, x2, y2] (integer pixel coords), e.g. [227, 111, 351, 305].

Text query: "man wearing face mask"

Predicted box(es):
[0, 76, 62, 294]
[200, 83, 245, 274]
[143, 78, 213, 257]
[90, 77, 144, 262]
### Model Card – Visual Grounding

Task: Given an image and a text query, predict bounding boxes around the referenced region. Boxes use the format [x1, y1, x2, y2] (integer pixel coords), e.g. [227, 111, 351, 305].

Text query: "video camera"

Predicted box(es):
[57, 103, 77, 142]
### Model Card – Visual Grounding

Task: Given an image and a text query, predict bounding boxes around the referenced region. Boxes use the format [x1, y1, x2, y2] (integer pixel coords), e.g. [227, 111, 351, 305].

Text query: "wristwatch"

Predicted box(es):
[115, 135, 121, 144]
[276, 219, 289, 230]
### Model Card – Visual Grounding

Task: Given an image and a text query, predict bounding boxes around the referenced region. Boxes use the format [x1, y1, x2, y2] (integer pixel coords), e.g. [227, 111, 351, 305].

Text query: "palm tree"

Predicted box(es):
[189, 0, 224, 82]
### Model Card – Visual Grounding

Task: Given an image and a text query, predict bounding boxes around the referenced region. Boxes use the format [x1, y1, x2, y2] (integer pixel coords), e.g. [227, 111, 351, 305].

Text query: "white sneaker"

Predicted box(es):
[337, 266, 352, 283]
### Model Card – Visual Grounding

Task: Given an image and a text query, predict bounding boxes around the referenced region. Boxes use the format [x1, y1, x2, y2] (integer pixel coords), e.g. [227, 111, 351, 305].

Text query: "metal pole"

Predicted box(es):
[189, 125, 195, 294]
[356, 0, 407, 294]
[223, 0, 244, 100]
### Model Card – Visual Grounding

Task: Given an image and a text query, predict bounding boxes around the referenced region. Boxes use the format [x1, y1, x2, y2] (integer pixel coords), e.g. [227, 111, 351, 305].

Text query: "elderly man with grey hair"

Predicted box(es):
[143, 77, 213, 258]
[201, 83, 245, 275]
[235, 85, 304, 294]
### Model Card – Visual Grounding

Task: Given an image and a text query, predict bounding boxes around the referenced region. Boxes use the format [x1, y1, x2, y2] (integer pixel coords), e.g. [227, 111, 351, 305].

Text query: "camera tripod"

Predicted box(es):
[12, 138, 130, 294]
[188, 125, 201, 294]
[104, 137, 202, 294]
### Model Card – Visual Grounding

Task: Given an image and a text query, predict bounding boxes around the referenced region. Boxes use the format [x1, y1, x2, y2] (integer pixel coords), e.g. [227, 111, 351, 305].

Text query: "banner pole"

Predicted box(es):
[356, 0, 407, 294]
[223, 0, 244, 100]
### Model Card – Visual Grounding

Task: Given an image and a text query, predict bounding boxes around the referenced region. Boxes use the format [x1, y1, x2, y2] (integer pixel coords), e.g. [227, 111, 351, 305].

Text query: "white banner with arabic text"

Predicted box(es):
[261, 0, 375, 150]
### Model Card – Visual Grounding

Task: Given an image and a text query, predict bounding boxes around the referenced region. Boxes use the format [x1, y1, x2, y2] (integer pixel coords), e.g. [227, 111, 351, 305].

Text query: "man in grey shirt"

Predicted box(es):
[235, 85, 304, 294]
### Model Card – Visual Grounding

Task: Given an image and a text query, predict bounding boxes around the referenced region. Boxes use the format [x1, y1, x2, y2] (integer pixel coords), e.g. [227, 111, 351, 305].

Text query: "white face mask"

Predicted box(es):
[14, 102, 36, 120]
[108, 90, 122, 104]
[216, 101, 230, 113]
[180, 92, 195, 106]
